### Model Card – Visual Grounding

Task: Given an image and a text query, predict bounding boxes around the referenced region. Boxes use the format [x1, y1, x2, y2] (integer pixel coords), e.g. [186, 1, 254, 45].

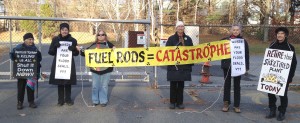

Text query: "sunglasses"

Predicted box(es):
[97, 34, 106, 36]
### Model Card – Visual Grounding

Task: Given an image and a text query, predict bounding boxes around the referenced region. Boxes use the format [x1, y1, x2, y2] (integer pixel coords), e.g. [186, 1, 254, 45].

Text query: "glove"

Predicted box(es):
[54, 43, 61, 48]
[68, 46, 76, 51]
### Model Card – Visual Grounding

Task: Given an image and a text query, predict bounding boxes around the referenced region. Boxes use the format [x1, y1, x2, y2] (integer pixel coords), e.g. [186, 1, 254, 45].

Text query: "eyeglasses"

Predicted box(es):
[97, 34, 106, 36]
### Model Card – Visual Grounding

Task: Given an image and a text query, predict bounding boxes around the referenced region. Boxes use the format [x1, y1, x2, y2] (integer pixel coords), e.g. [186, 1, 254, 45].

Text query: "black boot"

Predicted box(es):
[17, 101, 23, 110]
[266, 107, 276, 119]
[277, 112, 285, 121]
[169, 103, 175, 109]
[29, 102, 37, 108]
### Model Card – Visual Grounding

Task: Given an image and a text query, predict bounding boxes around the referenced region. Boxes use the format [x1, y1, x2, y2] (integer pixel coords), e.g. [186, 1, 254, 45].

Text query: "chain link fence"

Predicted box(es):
[0, 16, 151, 82]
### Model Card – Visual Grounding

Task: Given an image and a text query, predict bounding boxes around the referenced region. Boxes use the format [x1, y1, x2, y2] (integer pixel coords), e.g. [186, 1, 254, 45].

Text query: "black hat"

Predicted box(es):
[60, 23, 69, 30]
[23, 33, 34, 41]
[275, 27, 289, 36]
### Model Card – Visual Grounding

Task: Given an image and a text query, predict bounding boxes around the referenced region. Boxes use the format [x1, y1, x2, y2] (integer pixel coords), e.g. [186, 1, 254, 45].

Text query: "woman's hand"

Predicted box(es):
[76, 46, 81, 51]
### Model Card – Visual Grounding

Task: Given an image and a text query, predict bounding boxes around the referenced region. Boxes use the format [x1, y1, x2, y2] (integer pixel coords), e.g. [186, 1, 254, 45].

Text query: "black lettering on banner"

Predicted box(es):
[139, 51, 145, 62]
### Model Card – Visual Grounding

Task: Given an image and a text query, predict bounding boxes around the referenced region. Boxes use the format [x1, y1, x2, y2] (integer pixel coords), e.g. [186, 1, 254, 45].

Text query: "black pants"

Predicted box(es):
[223, 69, 241, 107]
[58, 85, 72, 103]
[170, 81, 184, 105]
[268, 83, 289, 113]
[17, 79, 34, 103]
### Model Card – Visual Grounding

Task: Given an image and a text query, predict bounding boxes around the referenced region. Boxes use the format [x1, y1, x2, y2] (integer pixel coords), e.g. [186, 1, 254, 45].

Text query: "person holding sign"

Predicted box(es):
[265, 27, 297, 121]
[166, 21, 193, 109]
[221, 24, 249, 113]
[76, 30, 115, 107]
[48, 23, 79, 106]
[10, 33, 42, 110]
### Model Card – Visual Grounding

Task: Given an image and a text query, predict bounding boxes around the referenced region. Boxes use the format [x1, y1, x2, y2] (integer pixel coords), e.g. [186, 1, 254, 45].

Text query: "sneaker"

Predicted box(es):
[29, 102, 37, 108]
[222, 101, 229, 112]
[169, 103, 175, 109]
[92, 103, 98, 107]
[66, 102, 74, 106]
[57, 102, 64, 106]
[17, 102, 23, 110]
[176, 104, 185, 109]
[233, 107, 241, 113]
[100, 103, 107, 107]
[277, 112, 285, 121]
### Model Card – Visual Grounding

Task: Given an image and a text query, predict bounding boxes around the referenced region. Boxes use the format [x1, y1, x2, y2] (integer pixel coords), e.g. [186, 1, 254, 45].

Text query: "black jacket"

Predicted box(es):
[48, 34, 79, 85]
[166, 32, 193, 81]
[269, 39, 297, 83]
[221, 35, 250, 71]
[80, 41, 114, 75]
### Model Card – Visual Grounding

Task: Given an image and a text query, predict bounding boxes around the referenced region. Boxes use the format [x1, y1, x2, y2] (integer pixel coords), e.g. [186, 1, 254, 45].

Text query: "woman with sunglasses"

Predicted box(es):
[76, 30, 115, 107]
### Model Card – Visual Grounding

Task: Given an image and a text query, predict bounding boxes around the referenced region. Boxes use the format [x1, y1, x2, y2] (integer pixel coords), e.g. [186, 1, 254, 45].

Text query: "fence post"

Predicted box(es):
[38, 20, 42, 52]
[9, 19, 12, 80]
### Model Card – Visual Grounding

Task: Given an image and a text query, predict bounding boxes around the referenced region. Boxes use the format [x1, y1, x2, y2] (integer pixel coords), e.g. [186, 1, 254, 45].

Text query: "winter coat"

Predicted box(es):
[269, 39, 297, 83]
[80, 41, 114, 75]
[221, 35, 250, 71]
[166, 32, 193, 81]
[10, 43, 42, 77]
[48, 34, 79, 85]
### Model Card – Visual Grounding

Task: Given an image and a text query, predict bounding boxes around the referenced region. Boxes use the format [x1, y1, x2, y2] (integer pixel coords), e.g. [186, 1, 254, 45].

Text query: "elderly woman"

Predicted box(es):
[221, 24, 249, 113]
[166, 21, 193, 109]
[10, 33, 42, 110]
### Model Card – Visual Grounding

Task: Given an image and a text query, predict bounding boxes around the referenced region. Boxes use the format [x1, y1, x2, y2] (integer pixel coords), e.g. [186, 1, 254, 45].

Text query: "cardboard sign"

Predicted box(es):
[55, 41, 72, 79]
[13, 50, 38, 79]
[257, 48, 293, 96]
[230, 39, 246, 77]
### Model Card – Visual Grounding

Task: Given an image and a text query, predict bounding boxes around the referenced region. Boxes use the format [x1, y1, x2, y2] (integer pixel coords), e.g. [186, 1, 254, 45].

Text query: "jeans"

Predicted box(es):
[223, 68, 241, 107]
[170, 81, 184, 105]
[92, 72, 111, 104]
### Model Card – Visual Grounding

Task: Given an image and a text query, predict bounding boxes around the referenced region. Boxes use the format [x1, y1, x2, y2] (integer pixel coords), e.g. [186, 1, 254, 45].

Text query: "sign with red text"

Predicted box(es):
[55, 41, 72, 80]
[257, 48, 293, 96]
[230, 39, 246, 77]
[85, 40, 231, 67]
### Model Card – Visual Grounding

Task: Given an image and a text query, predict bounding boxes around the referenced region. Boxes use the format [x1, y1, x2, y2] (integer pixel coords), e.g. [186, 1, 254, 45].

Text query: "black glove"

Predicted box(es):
[68, 46, 76, 51]
[54, 43, 61, 48]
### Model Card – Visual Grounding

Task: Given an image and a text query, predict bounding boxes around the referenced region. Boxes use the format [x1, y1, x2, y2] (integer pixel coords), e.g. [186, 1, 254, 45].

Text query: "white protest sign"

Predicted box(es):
[230, 39, 246, 77]
[257, 48, 293, 96]
[55, 41, 72, 79]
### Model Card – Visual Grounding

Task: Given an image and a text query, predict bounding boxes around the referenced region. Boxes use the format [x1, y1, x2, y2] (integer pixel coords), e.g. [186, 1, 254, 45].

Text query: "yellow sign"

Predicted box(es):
[85, 40, 231, 67]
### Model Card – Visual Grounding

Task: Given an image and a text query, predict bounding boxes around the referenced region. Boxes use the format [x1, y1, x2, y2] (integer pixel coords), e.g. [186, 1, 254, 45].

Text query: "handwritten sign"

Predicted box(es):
[13, 50, 37, 79]
[55, 41, 72, 79]
[257, 48, 293, 96]
[230, 39, 246, 77]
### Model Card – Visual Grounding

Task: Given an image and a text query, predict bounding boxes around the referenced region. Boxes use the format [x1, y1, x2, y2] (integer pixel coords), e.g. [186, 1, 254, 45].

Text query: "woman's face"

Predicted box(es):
[231, 26, 241, 36]
[24, 38, 34, 46]
[97, 31, 106, 42]
[60, 27, 69, 37]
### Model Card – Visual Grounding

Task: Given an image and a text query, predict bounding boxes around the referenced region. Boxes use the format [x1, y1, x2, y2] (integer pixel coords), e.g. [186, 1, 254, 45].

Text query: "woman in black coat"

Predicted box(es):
[221, 24, 249, 113]
[48, 23, 79, 106]
[166, 21, 193, 109]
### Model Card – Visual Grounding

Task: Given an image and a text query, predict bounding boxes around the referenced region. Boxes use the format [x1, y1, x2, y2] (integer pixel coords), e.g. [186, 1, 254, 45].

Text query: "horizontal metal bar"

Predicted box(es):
[160, 24, 300, 28]
[0, 16, 151, 24]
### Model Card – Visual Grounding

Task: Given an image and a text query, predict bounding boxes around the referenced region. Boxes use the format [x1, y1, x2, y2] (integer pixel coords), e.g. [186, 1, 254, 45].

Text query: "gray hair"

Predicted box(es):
[231, 24, 242, 30]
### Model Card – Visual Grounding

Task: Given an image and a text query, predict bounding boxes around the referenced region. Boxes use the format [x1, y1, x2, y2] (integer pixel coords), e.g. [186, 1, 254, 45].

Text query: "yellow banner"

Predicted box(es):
[85, 40, 231, 67]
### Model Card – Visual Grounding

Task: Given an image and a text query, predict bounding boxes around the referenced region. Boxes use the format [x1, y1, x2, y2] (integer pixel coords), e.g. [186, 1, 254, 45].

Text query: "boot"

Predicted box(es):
[222, 101, 229, 112]
[169, 103, 175, 109]
[29, 102, 37, 108]
[176, 104, 185, 109]
[17, 101, 23, 110]
[265, 107, 276, 119]
[277, 112, 285, 121]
